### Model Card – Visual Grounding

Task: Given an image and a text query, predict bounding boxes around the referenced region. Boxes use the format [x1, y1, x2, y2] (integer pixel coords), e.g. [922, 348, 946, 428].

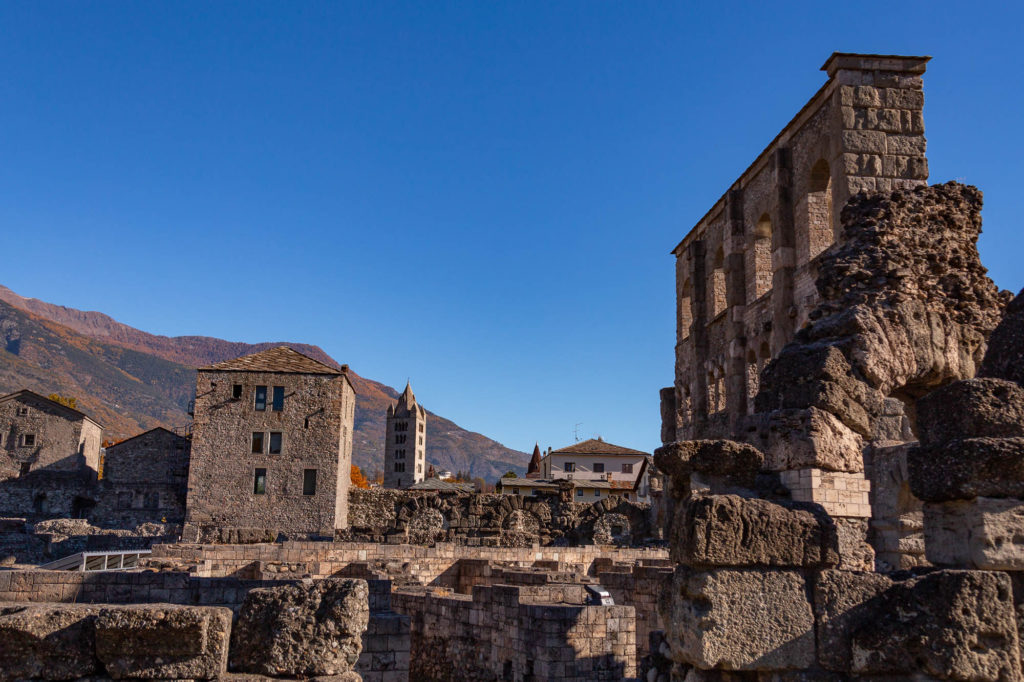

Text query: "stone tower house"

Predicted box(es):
[184, 346, 356, 539]
[384, 382, 426, 489]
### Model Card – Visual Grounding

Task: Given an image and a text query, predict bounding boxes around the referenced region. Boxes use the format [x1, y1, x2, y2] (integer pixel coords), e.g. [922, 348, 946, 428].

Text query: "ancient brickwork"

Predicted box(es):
[668, 53, 931, 444]
[392, 584, 636, 681]
[185, 347, 356, 539]
[0, 390, 101, 480]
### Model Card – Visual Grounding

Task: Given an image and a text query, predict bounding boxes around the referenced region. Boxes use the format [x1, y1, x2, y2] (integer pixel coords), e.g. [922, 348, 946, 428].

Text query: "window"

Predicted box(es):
[232, 384, 243, 400]
[16, 406, 28, 416]
[302, 469, 317, 495]
[251, 432, 264, 454]
[564, 462, 575, 473]
[621, 463, 633, 474]
[394, 462, 405, 473]
[304, 417, 310, 429]
[22, 434, 35, 447]
[0, 433, 3, 447]
[269, 432, 282, 455]
[593, 463, 605, 473]
[254, 386, 267, 411]
[418, 436, 423, 445]
[416, 464, 421, 473]
[253, 468, 267, 494]
[513, 488, 520, 495]
[595, 490, 601, 497]
[419, 423, 424, 433]
[396, 434, 406, 444]
[117, 491, 132, 509]
[395, 421, 407, 432]
[272, 386, 285, 412]
[576, 488, 583, 497]
[395, 449, 405, 460]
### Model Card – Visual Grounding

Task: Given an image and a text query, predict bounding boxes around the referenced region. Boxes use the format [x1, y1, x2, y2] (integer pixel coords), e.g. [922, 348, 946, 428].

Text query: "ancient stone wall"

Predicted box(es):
[392, 584, 636, 681]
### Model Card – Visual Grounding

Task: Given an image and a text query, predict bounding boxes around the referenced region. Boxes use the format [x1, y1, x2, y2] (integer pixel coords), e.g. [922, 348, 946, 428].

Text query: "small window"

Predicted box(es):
[621, 463, 633, 474]
[254, 386, 267, 411]
[595, 489, 601, 497]
[513, 488, 520, 495]
[251, 432, 264, 454]
[418, 436, 423, 445]
[232, 384, 243, 400]
[16, 406, 28, 416]
[396, 434, 406, 444]
[117, 491, 132, 509]
[304, 417, 310, 429]
[394, 462, 405, 473]
[564, 462, 575, 473]
[576, 488, 583, 497]
[268, 432, 282, 455]
[302, 469, 317, 495]
[253, 468, 267, 494]
[271, 386, 285, 412]
[593, 463, 605, 473]
[22, 434, 36, 447]
[19, 462, 30, 477]
[417, 464, 421, 473]
[419, 423, 424, 433]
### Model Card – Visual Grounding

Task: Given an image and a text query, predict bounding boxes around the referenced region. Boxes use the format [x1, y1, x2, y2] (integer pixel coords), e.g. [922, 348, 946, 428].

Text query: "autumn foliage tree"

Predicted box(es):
[48, 393, 78, 409]
[350, 464, 370, 489]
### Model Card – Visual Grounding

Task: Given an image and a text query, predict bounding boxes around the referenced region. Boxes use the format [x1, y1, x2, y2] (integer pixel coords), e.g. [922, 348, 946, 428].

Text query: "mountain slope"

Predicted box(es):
[0, 287, 526, 479]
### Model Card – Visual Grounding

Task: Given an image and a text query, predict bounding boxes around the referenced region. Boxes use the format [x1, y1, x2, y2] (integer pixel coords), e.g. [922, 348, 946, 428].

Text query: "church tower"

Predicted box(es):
[383, 382, 427, 489]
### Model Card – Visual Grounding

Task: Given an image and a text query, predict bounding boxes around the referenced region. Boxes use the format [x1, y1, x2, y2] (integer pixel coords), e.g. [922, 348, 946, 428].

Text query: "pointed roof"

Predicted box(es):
[526, 443, 542, 477]
[549, 438, 649, 457]
[0, 389, 103, 428]
[389, 380, 424, 418]
[105, 426, 188, 451]
[200, 346, 343, 376]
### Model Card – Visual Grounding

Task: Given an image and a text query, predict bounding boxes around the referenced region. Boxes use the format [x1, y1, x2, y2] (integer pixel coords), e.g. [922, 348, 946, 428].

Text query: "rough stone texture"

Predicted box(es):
[659, 567, 815, 671]
[230, 578, 369, 677]
[673, 494, 839, 569]
[917, 378, 1024, 447]
[849, 570, 1020, 681]
[925, 498, 1024, 570]
[0, 389, 102, 480]
[95, 604, 231, 679]
[764, 407, 865, 473]
[981, 288, 1024, 386]
[908, 437, 1024, 502]
[0, 603, 100, 680]
[813, 569, 893, 673]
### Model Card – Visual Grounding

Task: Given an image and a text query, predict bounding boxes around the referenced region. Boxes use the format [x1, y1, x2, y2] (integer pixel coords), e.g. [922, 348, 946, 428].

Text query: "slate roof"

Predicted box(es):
[200, 346, 343, 376]
[549, 438, 649, 457]
[499, 477, 636, 491]
[0, 389, 103, 428]
[106, 426, 187, 451]
[408, 479, 475, 493]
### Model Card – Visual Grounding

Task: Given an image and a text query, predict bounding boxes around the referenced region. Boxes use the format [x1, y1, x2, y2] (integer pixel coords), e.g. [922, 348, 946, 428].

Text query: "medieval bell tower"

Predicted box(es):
[383, 382, 427, 489]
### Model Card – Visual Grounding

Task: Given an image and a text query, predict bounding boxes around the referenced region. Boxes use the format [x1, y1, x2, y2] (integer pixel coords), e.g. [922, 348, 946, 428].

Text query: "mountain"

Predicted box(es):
[0, 286, 527, 479]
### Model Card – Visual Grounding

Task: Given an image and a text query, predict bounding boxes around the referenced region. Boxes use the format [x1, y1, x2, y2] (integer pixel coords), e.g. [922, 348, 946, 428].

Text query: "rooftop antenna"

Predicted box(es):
[573, 423, 583, 443]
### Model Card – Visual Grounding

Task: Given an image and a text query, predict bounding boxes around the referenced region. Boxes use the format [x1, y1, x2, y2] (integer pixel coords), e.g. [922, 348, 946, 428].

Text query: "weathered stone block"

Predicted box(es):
[917, 378, 1024, 447]
[842, 129, 887, 154]
[659, 567, 815, 670]
[764, 408, 864, 473]
[839, 85, 882, 107]
[980, 288, 1024, 387]
[813, 570, 893, 673]
[886, 134, 927, 156]
[654, 440, 764, 498]
[95, 604, 231, 679]
[925, 498, 1024, 569]
[0, 603, 100, 680]
[230, 578, 369, 676]
[908, 437, 1024, 502]
[673, 494, 838, 568]
[885, 87, 925, 109]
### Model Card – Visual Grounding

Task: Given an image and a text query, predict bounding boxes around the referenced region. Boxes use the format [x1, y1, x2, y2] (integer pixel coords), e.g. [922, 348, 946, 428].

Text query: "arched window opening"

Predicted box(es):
[709, 247, 727, 319]
[807, 159, 834, 259]
[679, 278, 693, 341]
[751, 213, 773, 301]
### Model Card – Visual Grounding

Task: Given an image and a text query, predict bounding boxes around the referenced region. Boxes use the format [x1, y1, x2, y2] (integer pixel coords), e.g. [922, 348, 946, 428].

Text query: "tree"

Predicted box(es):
[48, 393, 77, 409]
[501, 470, 517, 478]
[350, 465, 370, 489]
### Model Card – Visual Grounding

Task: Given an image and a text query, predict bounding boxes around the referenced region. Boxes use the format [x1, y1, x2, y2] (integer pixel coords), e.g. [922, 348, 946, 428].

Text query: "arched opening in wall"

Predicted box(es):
[752, 214, 773, 301]
[710, 247, 726, 319]
[72, 496, 96, 520]
[679, 278, 693, 340]
[807, 159, 835, 259]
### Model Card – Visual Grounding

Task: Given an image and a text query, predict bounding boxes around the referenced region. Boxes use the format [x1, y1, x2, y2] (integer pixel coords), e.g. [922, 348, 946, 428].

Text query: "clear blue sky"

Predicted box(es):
[2, 2, 1022, 456]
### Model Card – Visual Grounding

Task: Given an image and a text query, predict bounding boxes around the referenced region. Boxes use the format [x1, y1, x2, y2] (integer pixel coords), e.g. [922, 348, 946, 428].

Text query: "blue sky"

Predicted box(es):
[2, 2, 1022, 456]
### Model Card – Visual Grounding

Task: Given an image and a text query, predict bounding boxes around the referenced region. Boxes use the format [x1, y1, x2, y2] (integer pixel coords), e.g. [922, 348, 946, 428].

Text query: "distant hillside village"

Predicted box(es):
[0, 345, 660, 542]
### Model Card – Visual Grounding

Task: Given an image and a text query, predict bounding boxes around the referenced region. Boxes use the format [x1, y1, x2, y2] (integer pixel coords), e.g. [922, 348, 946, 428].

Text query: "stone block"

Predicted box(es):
[885, 87, 925, 109]
[813, 570, 893, 673]
[230, 578, 369, 676]
[841, 129, 887, 154]
[839, 85, 882, 107]
[849, 570, 1020, 681]
[654, 440, 764, 498]
[925, 498, 1024, 569]
[886, 134, 927, 156]
[917, 378, 1024, 446]
[0, 603, 100, 680]
[94, 604, 231, 679]
[659, 567, 815, 670]
[673, 494, 839, 568]
[764, 408, 864, 473]
[908, 437, 1024, 502]
[980, 288, 1024, 386]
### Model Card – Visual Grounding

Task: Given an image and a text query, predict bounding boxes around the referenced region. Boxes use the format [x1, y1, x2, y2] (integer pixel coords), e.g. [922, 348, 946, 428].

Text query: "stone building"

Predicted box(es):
[665, 53, 930, 443]
[184, 347, 356, 539]
[540, 438, 650, 485]
[0, 390, 102, 480]
[383, 382, 426, 489]
[93, 427, 190, 527]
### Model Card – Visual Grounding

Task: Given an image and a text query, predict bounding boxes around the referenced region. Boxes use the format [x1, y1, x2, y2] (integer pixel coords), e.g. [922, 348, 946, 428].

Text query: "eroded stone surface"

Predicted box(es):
[925, 498, 1024, 570]
[0, 603, 100, 680]
[981, 288, 1024, 386]
[917, 378, 1024, 447]
[908, 437, 1024, 503]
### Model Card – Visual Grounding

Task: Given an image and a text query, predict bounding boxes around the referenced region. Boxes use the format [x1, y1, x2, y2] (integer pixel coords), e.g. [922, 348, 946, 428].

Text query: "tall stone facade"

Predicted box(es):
[0, 390, 102, 480]
[383, 383, 426, 489]
[666, 53, 930, 443]
[184, 347, 356, 539]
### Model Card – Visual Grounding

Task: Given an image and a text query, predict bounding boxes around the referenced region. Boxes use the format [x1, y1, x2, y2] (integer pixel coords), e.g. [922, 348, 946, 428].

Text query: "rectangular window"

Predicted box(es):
[593, 463, 605, 473]
[253, 468, 267, 494]
[621, 463, 633, 474]
[513, 488, 520, 495]
[304, 417, 310, 429]
[595, 489, 601, 497]
[232, 384, 243, 400]
[302, 469, 317, 495]
[419, 423, 424, 433]
[22, 434, 35, 447]
[418, 436, 423, 445]
[251, 432, 264, 454]
[564, 462, 575, 473]
[269, 432, 282, 455]
[272, 386, 285, 412]
[576, 488, 583, 497]
[396, 434, 406, 444]
[254, 386, 267, 411]
[394, 462, 405, 473]
[16, 406, 28, 416]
